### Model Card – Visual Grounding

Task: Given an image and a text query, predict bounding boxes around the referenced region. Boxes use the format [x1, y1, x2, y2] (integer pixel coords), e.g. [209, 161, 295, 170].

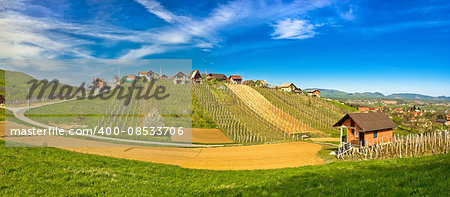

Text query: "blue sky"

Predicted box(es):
[0, 0, 449, 96]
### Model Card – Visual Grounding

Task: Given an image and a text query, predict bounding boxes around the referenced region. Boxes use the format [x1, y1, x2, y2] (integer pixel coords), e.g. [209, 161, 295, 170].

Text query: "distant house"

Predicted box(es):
[243, 80, 255, 86]
[307, 89, 321, 97]
[255, 80, 268, 88]
[159, 75, 168, 80]
[138, 71, 148, 78]
[358, 107, 370, 113]
[334, 112, 397, 147]
[278, 83, 301, 93]
[206, 73, 227, 81]
[146, 70, 159, 80]
[190, 70, 202, 83]
[229, 75, 243, 84]
[171, 71, 189, 84]
[394, 108, 404, 113]
[92, 78, 107, 89]
[125, 74, 137, 83]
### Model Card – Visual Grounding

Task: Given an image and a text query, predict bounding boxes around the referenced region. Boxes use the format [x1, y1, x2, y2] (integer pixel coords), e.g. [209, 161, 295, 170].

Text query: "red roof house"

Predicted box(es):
[229, 75, 243, 84]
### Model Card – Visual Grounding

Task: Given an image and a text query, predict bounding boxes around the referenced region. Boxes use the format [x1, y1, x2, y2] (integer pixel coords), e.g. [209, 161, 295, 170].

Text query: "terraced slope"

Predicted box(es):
[193, 83, 287, 143]
[254, 87, 355, 135]
[227, 84, 319, 134]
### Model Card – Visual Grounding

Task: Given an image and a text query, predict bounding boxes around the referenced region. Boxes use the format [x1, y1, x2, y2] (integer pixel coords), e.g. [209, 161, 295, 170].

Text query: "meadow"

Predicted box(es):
[0, 140, 448, 196]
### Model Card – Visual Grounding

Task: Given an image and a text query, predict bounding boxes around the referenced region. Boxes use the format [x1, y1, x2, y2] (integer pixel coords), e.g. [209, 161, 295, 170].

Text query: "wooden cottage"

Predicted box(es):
[333, 112, 397, 147]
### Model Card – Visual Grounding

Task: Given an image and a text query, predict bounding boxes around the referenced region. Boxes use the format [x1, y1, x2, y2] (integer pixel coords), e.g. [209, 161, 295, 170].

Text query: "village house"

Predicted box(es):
[394, 108, 404, 113]
[138, 71, 148, 78]
[358, 107, 370, 113]
[333, 112, 397, 147]
[125, 74, 137, 83]
[92, 78, 107, 89]
[307, 89, 321, 97]
[243, 80, 255, 86]
[190, 70, 202, 83]
[278, 83, 301, 93]
[206, 73, 227, 81]
[228, 75, 243, 84]
[146, 70, 159, 80]
[158, 75, 168, 80]
[171, 71, 189, 84]
[255, 80, 268, 88]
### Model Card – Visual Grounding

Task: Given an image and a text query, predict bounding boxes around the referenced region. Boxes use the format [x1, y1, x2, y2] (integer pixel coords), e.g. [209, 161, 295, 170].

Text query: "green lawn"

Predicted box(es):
[1, 140, 448, 196]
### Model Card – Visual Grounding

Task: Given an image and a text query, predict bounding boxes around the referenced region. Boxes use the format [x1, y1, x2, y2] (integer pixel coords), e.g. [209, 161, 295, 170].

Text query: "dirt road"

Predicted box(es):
[64, 142, 323, 170]
[3, 121, 323, 170]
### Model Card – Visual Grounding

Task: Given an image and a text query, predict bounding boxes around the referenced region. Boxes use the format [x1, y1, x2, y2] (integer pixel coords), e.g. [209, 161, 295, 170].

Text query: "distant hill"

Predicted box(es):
[387, 93, 436, 100]
[1, 69, 74, 102]
[311, 88, 450, 100]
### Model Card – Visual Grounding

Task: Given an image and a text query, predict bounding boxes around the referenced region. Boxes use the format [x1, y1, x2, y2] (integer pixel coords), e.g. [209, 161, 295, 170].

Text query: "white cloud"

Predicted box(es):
[123, 0, 252, 58]
[271, 18, 317, 39]
[119, 45, 168, 59]
[340, 7, 355, 21]
[0, 0, 336, 60]
[0, 13, 92, 59]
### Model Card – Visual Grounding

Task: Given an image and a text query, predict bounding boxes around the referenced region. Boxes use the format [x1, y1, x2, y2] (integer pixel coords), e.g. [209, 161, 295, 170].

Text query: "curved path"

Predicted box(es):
[5, 100, 324, 170]
[6, 102, 222, 147]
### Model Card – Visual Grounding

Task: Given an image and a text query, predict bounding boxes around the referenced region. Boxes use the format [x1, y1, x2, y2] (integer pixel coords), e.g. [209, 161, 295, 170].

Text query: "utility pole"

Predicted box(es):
[27, 87, 30, 111]
[118, 66, 120, 79]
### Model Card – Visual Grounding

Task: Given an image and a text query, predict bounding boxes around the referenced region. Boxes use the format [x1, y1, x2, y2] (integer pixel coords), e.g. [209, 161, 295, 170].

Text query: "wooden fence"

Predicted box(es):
[338, 131, 449, 160]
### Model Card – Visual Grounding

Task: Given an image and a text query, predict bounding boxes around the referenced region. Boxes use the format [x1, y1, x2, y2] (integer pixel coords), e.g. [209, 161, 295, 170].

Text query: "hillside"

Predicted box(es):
[1, 69, 80, 105]
[1, 140, 448, 196]
[193, 82, 287, 142]
[227, 84, 318, 134]
[254, 87, 355, 135]
[316, 88, 450, 100]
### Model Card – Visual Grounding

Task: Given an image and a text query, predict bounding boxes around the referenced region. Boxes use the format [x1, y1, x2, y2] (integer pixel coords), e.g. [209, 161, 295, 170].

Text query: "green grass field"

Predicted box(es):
[1, 140, 448, 196]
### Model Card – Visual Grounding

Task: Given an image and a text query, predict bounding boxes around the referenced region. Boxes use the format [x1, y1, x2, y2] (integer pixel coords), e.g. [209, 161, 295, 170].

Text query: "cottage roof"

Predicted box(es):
[280, 83, 295, 88]
[229, 75, 242, 79]
[93, 78, 105, 82]
[256, 80, 268, 84]
[333, 112, 397, 132]
[207, 73, 226, 79]
[191, 70, 201, 79]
